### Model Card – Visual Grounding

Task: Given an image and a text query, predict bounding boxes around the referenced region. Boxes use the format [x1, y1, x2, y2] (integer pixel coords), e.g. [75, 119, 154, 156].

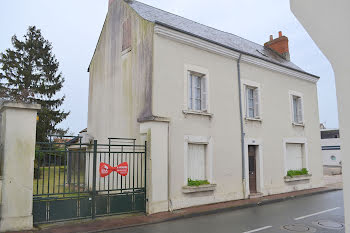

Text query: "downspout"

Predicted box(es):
[237, 54, 246, 198]
[168, 123, 172, 211]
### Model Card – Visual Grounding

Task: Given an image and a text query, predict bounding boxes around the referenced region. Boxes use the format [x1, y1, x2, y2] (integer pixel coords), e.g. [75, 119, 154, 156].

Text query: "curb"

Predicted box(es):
[86, 188, 341, 233]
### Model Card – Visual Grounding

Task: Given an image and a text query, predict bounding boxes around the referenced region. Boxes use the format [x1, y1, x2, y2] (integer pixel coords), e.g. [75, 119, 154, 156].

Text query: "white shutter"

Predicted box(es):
[201, 77, 207, 111]
[187, 144, 206, 180]
[297, 97, 303, 123]
[253, 88, 259, 118]
[188, 73, 192, 110]
[245, 86, 249, 117]
[286, 143, 303, 170]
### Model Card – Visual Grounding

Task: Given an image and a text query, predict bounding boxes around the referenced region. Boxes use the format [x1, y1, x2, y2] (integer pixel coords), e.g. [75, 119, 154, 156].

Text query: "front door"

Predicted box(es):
[248, 146, 257, 194]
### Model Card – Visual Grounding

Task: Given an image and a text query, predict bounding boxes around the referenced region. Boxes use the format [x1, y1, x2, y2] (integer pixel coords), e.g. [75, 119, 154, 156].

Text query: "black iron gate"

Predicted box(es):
[33, 136, 147, 224]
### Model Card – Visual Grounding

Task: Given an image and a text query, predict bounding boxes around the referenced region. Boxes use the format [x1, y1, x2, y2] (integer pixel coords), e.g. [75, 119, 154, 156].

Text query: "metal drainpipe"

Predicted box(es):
[167, 123, 172, 212]
[237, 54, 246, 198]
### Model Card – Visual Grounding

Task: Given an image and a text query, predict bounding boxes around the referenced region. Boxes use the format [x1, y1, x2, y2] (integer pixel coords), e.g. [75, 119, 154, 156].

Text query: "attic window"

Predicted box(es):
[122, 18, 131, 52]
[256, 49, 268, 58]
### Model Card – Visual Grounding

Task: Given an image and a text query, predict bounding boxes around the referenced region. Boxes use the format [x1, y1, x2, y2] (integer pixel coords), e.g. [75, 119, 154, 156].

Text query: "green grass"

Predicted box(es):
[33, 166, 87, 197]
[287, 168, 309, 177]
[187, 179, 210, 186]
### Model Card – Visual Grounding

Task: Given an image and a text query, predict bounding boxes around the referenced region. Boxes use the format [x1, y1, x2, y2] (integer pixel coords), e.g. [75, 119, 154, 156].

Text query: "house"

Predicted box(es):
[321, 128, 342, 175]
[87, 0, 323, 213]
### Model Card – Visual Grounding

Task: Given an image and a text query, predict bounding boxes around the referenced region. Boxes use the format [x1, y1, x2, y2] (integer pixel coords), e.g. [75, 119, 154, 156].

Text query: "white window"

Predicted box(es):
[187, 144, 206, 181]
[286, 143, 304, 170]
[246, 86, 260, 119]
[291, 95, 303, 124]
[188, 72, 207, 112]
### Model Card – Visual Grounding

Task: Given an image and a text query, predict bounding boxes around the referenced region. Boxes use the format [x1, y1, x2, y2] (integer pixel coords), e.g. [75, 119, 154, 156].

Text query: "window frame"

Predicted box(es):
[184, 135, 213, 186]
[184, 65, 210, 115]
[283, 138, 309, 175]
[187, 143, 207, 181]
[188, 72, 206, 111]
[242, 80, 262, 121]
[289, 90, 304, 126]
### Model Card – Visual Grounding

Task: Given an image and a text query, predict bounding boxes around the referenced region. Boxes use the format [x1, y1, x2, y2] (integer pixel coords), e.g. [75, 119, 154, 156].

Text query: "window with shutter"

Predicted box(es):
[187, 72, 207, 112]
[286, 143, 304, 170]
[187, 144, 206, 180]
[246, 86, 260, 119]
[292, 95, 303, 124]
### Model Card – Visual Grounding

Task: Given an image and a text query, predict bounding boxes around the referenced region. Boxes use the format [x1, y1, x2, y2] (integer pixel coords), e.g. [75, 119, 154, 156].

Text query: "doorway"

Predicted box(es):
[248, 145, 257, 194]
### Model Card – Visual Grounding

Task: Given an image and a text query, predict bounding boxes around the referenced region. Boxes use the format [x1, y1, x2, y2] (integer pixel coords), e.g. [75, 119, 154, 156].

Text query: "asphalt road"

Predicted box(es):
[107, 190, 345, 233]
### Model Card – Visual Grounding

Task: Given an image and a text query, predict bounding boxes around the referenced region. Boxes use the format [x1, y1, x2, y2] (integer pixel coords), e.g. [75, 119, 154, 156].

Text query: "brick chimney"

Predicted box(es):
[264, 31, 290, 61]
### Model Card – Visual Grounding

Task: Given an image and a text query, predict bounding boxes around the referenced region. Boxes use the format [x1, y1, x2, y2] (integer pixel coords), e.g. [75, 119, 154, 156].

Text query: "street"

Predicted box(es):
[107, 190, 344, 233]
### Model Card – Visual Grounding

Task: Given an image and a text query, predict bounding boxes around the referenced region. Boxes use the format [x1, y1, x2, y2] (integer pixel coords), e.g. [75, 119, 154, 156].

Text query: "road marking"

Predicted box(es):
[294, 207, 341, 220]
[243, 226, 272, 233]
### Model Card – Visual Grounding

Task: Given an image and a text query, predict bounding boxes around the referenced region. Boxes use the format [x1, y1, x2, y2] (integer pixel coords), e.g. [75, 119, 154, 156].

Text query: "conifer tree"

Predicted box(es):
[0, 26, 69, 141]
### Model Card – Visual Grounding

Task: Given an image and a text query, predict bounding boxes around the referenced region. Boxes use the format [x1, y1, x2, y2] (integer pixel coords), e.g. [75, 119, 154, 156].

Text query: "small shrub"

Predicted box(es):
[287, 168, 309, 177]
[187, 179, 210, 186]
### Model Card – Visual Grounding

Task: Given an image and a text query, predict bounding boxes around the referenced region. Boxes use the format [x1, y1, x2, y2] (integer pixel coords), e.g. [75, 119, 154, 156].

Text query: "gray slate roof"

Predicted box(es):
[128, 1, 317, 78]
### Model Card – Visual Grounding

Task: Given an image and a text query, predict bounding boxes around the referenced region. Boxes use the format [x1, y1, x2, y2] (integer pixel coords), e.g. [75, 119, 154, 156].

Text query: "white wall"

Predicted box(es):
[153, 32, 243, 210]
[88, 0, 154, 145]
[152, 26, 323, 209]
[321, 138, 341, 166]
[240, 60, 323, 195]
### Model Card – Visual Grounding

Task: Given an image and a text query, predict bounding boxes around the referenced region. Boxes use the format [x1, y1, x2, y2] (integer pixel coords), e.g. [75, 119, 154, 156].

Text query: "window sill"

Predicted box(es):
[183, 110, 213, 118]
[292, 122, 305, 127]
[121, 47, 132, 56]
[284, 174, 311, 182]
[182, 184, 217, 194]
[245, 117, 262, 122]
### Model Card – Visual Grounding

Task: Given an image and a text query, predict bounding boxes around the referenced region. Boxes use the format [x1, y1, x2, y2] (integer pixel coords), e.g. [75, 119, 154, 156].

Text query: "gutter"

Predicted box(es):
[236, 54, 246, 197]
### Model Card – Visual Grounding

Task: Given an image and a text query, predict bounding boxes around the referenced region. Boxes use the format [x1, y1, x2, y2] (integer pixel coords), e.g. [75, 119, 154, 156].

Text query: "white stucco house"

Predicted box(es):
[87, 0, 324, 213]
[321, 128, 342, 175]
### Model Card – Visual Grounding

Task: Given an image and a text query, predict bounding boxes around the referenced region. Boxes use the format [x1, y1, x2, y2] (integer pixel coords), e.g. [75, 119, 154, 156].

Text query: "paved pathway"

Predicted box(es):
[324, 175, 343, 189]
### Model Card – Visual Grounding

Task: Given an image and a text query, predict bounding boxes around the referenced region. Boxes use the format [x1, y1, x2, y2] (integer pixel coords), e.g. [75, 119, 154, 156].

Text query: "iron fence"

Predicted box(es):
[33, 136, 147, 224]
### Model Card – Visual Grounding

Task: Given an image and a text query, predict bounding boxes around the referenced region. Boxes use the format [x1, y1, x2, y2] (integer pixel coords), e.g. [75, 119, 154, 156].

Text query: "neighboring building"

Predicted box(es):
[321, 129, 342, 175]
[87, 0, 323, 213]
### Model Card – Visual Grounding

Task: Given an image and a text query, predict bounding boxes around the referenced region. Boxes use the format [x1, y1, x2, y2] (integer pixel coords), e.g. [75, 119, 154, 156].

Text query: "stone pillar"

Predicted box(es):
[140, 120, 169, 214]
[0, 101, 41, 232]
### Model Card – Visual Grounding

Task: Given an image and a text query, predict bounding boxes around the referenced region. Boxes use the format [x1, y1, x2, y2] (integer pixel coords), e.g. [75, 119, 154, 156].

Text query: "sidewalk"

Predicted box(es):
[324, 174, 343, 189]
[18, 184, 342, 233]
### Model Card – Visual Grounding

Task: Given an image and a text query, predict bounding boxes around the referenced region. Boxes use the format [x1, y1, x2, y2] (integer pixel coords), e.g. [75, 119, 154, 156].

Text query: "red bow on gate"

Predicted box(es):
[99, 162, 128, 177]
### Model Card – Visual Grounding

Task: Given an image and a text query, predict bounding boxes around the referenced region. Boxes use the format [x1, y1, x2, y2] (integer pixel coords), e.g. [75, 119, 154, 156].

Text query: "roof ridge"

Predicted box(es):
[130, 0, 265, 48]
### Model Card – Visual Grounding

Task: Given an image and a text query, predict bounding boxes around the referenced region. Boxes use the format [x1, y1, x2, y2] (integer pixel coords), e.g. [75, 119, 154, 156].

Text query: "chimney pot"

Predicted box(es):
[264, 32, 290, 61]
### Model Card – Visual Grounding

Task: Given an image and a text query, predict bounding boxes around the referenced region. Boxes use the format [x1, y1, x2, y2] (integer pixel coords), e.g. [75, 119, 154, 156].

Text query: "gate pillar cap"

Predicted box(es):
[0, 100, 41, 112]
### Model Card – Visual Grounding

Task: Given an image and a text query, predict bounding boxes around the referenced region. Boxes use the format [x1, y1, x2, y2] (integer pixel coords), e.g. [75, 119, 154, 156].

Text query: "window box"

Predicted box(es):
[183, 110, 213, 118]
[284, 174, 312, 182]
[182, 184, 217, 194]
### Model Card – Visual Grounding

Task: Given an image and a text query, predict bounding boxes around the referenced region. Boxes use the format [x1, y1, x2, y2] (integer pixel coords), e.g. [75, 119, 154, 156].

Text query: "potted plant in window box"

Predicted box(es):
[182, 179, 217, 193]
[284, 168, 312, 182]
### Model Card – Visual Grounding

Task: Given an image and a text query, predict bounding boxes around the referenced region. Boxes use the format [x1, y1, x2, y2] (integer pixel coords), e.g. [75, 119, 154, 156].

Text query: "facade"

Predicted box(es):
[321, 129, 342, 175]
[87, 0, 324, 213]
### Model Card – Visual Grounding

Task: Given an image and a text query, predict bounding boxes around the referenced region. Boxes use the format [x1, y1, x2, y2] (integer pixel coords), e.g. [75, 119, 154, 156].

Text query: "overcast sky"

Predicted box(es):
[0, 0, 338, 134]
